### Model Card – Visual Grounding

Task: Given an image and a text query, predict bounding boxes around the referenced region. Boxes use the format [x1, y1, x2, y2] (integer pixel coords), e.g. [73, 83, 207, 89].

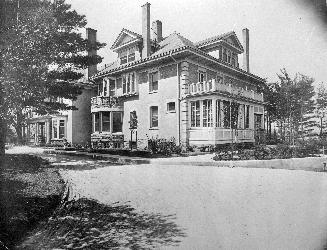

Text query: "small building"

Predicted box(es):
[90, 3, 266, 148]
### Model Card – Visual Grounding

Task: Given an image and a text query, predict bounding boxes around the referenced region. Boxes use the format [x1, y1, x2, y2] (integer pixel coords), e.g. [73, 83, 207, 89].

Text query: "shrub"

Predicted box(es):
[147, 137, 182, 156]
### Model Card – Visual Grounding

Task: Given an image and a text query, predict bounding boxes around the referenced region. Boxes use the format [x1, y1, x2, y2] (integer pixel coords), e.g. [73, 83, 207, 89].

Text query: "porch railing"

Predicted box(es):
[91, 96, 119, 108]
[187, 79, 264, 102]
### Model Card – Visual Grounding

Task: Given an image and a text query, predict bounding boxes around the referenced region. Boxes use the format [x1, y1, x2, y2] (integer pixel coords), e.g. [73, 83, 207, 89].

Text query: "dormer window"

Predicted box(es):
[121, 55, 127, 64]
[223, 48, 227, 62]
[227, 50, 231, 64]
[128, 52, 135, 62]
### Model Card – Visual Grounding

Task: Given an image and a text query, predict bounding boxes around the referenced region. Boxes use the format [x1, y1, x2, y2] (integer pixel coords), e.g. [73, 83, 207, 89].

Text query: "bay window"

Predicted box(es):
[92, 111, 123, 133]
[223, 100, 231, 128]
[191, 100, 200, 127]
[112, 112, 123, 132]
[245, 105, 250, 129]
[102, 112, 110, 132]
[216, 100, 221, 127]
[202, 100, 213, 127]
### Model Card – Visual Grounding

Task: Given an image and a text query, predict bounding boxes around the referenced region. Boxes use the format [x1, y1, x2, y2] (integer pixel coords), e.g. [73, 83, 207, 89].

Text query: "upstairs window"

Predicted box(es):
[149, 71, 158, 92]
[122, 73, 136, 95]
[227, 50, 231, 64]
[150, 106, 158, 128]
[167, 102, 176, 113]
[223, 48, 227, 62]
[109, 79, 115, 96]
[198, 71, 206, 83]
[231, 53, 236, 67]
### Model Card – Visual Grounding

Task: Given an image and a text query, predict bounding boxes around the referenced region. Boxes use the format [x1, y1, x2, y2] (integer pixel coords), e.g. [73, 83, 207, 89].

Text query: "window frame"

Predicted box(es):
[149, 71, 159, 93]
[150, 106, 159, 128]
[190, 100, 201, 127]
[167, 102, 176, 113]
[202, 99, 213, 127]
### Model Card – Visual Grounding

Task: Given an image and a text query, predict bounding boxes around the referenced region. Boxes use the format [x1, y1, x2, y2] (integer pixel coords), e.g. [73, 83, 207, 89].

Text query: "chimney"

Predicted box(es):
[242, 28, 250, 73]
[86, 28, 97, 78]
[142, 2, 151, 58]
[152, 20, 162, 43]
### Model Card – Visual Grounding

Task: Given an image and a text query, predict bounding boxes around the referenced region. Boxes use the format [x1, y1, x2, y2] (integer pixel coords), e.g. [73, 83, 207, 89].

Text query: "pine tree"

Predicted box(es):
[0, 0, 105, 148]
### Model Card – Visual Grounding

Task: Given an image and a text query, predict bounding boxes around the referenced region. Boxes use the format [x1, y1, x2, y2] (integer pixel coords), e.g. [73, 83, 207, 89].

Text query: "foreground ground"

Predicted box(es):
[6, 146, 327, 249]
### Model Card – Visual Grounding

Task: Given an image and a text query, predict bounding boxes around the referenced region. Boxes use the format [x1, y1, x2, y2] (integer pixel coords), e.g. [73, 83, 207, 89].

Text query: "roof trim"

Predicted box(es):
[110, 28, 142, 50]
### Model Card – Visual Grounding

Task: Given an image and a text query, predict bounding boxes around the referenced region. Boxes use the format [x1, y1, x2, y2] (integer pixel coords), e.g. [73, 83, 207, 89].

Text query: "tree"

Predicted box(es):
[315, 83, 327, 137]
[0, 0, 105, 153]
[265, 69, 315, 143]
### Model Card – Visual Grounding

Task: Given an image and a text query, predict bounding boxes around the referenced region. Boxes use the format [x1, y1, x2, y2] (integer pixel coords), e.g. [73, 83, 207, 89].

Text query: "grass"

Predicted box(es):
[0, 154, 64, 249]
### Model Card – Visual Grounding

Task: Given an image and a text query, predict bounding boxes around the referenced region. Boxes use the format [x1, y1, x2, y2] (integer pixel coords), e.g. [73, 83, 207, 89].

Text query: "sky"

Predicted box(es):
[66, 0, 327, 86]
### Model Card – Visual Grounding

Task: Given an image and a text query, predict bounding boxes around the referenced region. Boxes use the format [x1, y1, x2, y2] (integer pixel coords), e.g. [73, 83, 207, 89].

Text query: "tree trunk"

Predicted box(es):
[14, 110, 24, 145]
[0, 117, 6, 164]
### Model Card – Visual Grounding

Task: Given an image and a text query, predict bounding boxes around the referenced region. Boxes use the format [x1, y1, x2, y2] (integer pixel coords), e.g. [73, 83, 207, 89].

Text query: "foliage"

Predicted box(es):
[264, 69, 315, 142]
[147, 137, 182, 156]
[0, 0, 105, 143]
[315, 83, 327, 136]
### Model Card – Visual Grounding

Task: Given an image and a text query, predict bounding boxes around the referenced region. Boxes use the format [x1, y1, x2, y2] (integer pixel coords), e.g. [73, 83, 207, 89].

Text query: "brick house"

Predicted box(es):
[90, 3, 266, 148]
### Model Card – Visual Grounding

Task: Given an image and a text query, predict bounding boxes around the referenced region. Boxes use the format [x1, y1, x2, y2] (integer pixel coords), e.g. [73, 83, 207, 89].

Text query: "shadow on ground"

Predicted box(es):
[19, 198, 186, 249]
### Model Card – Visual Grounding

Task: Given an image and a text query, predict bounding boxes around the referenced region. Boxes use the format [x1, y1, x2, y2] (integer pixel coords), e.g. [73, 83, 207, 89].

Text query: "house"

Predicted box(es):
[90, 3, 266, 149]
[24, 28, 97, 146]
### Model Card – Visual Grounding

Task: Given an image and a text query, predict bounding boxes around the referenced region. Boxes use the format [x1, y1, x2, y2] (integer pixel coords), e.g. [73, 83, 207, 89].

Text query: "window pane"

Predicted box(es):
[131, 73, 135, 92]
[102, 112, 110, 132]
[216, 100, 221, 127]
[167, 102, 176, 112]
[128, 53, 135, 62]
[123, 76, 126, 94]
[59, 120, 65, 138]
[112, 112, 123, 133]
[223, 101, 231, 128]
[94, 113, 100, 132]
[245, 105, 250, 129]
[109, 80, 115, 96]
[150, 72, 158, 92]
[121, 56, 127, 64]
[150, 106, 158, 127]
[191, 101, 200, 127]
[203, 100, 213, 127]
[127, 74, 130, 93]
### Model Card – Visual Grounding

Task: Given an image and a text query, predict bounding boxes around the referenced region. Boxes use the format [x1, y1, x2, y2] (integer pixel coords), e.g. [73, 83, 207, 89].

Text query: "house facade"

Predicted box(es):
[90, 3, 265, 148]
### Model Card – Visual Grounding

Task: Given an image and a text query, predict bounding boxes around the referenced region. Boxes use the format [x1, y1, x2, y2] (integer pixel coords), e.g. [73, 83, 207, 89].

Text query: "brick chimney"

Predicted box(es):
[152, 20, 162, 43]
[142, 2, 151, 58]
[86, 28, 97, 78]
[242, 28, 250, 73]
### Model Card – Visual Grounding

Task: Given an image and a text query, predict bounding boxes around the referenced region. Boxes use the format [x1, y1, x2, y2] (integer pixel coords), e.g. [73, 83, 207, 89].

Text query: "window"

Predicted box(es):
[150, 106, 158, 128]
[149, 71, 158, 92]
[198, 71, 206, 83]
[93, 113, 100, 132]
[216, 100, 221, 127]
[98, 81, 103, 96]
[223, 48, 227, 62]
[128, 52, 135, 62]
[167, 102, 176, 112]
[223, 100, 231, 128]
[109, 79, 115, 96]
[254, 114, 263, 130]
[122, 73, 135, 95]
[52, 120, 57, 138]
[102, 112, 110, 132]
[202, 100, 213, 127]
[103, 79, 108, 96]
[191, 101, 200, 127]
[59, 120, 65, 139]
[245, 105, 250, 129]
[230, 102, 239, 129]
[227, 50, 231, 64]
[231, 54, 236, 67]
[112, 112, 123, 133]
[121, 55, 127, 64]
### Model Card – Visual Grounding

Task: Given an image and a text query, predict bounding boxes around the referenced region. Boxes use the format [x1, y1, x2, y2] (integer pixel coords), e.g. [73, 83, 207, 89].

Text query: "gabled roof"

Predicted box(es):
[151, 32, 196, 56]
[195, 31, 244, 53]
[110, 28, 142, 50]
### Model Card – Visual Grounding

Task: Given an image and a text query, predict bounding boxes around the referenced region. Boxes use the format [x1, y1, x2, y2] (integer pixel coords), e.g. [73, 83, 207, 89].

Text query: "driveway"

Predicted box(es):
[60, 162, 327, 250]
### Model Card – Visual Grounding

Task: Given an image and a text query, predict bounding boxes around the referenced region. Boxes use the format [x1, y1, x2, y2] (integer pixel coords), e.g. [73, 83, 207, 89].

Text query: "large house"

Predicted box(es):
[90, 3, 266, 148]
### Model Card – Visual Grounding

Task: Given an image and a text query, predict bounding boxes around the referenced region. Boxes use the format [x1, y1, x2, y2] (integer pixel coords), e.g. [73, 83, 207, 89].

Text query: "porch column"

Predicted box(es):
[180, 62, 189, 147]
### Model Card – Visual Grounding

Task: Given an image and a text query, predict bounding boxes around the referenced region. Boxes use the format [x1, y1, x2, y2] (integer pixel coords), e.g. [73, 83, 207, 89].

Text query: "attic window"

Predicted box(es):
[128, 52, 135, 62]
[121, 55, 127, 64]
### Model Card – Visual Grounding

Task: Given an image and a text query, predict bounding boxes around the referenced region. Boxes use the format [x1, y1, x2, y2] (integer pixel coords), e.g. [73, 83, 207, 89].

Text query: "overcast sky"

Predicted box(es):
[66, 0, 327, 86]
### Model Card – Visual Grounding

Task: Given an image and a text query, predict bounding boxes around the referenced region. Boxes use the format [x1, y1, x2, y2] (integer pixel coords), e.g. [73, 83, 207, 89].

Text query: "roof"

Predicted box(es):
[110, 28, 142, 50]
[92, 30, 264, 83]
[151, 32, 196, 56]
